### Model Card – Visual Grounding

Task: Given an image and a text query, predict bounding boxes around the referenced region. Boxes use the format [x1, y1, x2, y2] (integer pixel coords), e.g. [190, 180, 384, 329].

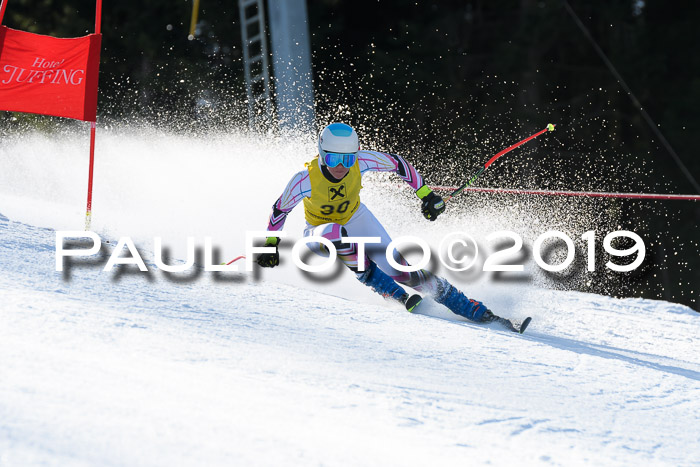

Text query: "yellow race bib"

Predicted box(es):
[303, 158, 361, 225]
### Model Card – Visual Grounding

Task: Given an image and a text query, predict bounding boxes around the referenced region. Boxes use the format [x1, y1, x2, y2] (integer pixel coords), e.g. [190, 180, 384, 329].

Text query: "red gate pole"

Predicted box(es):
[84, 0, 102, 230]
[85, 121, 97, 230]
[95, 0, 102, 34]
[0, 0, 9, 24]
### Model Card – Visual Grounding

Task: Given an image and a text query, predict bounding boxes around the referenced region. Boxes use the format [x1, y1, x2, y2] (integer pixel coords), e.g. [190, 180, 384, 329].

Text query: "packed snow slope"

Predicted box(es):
[1, 128, 699, 466]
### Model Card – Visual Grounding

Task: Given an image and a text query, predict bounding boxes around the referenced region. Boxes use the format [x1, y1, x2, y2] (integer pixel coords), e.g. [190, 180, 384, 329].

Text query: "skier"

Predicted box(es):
[256, 122, 522, 330]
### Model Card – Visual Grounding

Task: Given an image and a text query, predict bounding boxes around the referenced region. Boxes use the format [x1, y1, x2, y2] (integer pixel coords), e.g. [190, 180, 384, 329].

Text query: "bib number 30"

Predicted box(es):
[320, 201, 351, 216]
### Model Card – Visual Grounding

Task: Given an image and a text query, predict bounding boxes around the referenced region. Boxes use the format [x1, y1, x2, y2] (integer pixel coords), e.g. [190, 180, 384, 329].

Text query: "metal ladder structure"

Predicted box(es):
[238, 0, 273, 129]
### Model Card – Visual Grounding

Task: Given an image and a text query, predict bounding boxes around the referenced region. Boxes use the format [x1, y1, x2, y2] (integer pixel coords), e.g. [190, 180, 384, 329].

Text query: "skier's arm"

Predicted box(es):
[357, 150, 424, 190]
[266, 170, 311, 232]
[258, 171, 311, 268]
[358, 150, 445, 220]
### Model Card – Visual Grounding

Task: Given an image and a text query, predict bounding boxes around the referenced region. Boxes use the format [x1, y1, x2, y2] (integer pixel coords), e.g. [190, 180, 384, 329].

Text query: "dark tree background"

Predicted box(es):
[2, 0, 698, 310]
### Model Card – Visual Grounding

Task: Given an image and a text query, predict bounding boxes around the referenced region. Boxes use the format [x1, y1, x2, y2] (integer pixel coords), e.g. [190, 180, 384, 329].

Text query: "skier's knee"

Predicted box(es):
[317, 223, 347, 246]
[330, 226, 350, 250]
[402, 269, 433, 289]
[316, 223, 347, 253]
[320, 224, 369, 273]
[399, 269, 439, 295]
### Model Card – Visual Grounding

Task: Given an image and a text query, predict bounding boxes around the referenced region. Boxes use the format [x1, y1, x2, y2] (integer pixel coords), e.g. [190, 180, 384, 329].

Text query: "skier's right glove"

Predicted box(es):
[256, 237, 280, 268]
[416, 185, 445, 221]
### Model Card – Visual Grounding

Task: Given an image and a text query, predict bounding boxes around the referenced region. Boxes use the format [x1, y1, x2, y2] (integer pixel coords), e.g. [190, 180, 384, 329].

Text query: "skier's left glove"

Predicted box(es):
[256, 237, 280, 268]
[416, 185, 445, 221]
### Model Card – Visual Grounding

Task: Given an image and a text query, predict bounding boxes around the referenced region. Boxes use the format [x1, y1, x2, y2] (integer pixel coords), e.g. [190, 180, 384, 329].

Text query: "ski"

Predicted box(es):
[484, 311, 532, 334]
[517, 317, 532, 334]
[404, 294, 423, 313]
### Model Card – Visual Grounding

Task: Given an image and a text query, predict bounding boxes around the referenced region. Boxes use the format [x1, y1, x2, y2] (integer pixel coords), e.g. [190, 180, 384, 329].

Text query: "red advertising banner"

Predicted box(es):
[0, 25, 101, 122]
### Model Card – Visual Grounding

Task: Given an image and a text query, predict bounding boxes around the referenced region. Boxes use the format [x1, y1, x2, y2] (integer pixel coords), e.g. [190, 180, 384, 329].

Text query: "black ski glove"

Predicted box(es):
[416, 185, 445, 221]
[256, 237, 280, 268]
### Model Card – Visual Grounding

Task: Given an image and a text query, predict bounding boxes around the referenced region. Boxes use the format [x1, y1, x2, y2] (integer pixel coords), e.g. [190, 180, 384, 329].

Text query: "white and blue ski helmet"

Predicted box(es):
[318, 123, 359, 166]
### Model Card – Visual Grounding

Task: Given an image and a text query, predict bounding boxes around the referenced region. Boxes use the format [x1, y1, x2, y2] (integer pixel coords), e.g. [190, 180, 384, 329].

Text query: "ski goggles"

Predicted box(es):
[323, 152, 357, 168]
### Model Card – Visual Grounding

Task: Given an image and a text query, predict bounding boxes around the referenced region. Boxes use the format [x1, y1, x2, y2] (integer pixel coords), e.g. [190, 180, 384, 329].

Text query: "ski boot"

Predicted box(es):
[433, 279, 488, 321]
[428, 277, 531, 332]
[358, 261, 422, 312]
